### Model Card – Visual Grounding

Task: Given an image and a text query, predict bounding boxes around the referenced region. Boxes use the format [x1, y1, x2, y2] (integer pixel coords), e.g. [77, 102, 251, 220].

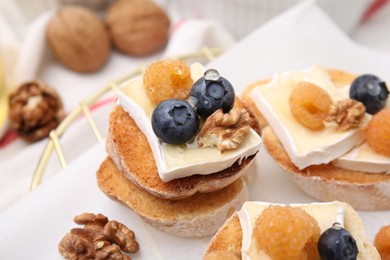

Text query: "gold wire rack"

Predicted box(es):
[30, 47, 225, 190]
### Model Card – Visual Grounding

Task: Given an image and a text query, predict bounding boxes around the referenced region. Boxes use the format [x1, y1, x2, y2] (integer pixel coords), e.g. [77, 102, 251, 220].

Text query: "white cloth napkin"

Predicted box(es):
[0, 9, 236, 211]
[164, 19, 235, 57]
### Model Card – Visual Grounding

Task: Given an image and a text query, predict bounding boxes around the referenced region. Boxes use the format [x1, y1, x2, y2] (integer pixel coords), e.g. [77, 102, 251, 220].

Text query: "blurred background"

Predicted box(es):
[1, 0, 387, 40]
[1, 0, 386, 39]
[1, 0, 389, 92]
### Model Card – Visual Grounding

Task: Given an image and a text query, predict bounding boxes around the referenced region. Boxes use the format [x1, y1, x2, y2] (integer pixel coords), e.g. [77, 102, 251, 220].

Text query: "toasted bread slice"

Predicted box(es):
[107, 98, 261, 200]
[96, 157, 249, 238]
[204, 202, 380, 259]
[241, 69, 390, 210]
[204, 213, 242, 259]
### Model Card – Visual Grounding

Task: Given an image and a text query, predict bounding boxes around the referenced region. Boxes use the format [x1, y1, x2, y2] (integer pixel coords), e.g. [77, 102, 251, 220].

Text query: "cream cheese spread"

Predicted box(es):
[238, 201, 346, 260]
[117, 63, 262, 182]
[249, 66, 369, 169]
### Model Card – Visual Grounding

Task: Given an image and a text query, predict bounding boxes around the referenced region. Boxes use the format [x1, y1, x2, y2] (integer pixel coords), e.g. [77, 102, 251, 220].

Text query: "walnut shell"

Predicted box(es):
[47, 6, 110, 73]
[105, 0, 170, 56]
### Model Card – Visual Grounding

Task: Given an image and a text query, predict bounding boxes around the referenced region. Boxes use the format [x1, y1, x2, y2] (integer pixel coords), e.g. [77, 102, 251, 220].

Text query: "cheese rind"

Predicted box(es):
[332, 100, 390, 173]
[333, 143, 390, 173]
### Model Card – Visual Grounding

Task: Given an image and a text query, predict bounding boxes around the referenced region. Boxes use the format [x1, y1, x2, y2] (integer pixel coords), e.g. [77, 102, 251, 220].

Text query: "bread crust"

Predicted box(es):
[107, 98, 261, 200]
[241, 69, 390, 210]
[204, 202, 380, 259]
[96, 158, 249, 238]
[204, 213, 242, 257]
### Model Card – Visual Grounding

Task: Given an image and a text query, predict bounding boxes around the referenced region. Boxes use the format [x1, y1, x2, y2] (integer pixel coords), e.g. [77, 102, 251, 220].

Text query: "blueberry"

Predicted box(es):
[190, 69, 235, 117]
[349, 74, 389, 114]
[318, 223, 358, 260]
[151, 99, 199, 144]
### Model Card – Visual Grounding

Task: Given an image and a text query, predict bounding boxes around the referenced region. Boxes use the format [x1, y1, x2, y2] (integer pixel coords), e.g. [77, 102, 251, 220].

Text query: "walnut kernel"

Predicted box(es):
[9, 81, 64, 142]
[58, 213, 139, 260]
[325, 99, 366, 131]
[104, 220, 139, 253]
[198, 107, 251, 153]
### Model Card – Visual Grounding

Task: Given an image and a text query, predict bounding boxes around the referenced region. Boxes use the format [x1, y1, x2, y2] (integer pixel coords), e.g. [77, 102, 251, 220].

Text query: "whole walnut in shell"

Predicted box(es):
[47, 6, 110, 73]
[105, 0, 170, 56]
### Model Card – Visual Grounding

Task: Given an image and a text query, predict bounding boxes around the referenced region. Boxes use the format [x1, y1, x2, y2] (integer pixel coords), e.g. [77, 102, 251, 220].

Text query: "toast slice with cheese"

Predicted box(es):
[106, 98, 261, 200]
[241, 69, 390, 210]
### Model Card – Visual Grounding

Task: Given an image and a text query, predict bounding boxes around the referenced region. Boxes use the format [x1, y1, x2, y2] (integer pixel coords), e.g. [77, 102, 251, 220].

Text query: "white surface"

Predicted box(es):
[1, 2, 390, 259]
[0, 141, 210, 260]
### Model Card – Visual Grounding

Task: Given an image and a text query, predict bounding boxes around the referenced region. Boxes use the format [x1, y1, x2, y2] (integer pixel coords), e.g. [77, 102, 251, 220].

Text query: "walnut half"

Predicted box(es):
[325, 99, 366, 131]
[58, 213, 139, 260]
[9, 81, 64, 142]
[198, 107, 251, 153]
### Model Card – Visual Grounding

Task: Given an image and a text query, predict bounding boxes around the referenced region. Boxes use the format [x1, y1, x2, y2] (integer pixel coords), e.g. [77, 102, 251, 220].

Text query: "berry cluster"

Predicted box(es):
[146, 59, 235, 145]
